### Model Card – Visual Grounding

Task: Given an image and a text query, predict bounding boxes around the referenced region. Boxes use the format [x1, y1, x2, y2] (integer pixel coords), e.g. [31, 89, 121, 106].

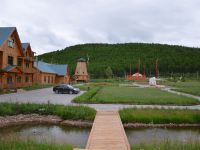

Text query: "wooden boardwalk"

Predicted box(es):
[75, 110, 131, 150]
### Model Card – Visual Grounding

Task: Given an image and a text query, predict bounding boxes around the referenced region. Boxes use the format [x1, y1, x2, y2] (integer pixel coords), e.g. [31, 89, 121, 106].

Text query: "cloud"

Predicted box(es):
[1, 0, 200, 54]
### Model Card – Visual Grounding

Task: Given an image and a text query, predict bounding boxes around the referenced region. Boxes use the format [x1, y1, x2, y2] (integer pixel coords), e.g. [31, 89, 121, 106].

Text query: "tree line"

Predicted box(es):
[38, 43, 200, 78]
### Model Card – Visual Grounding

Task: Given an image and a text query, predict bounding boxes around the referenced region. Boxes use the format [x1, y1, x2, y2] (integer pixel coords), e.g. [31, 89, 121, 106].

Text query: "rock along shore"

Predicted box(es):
[0, 114, 199, 128]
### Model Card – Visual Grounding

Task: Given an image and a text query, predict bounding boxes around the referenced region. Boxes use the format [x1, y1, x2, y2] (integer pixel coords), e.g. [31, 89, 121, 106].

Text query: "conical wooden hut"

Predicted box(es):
[74, 58, 89, 82]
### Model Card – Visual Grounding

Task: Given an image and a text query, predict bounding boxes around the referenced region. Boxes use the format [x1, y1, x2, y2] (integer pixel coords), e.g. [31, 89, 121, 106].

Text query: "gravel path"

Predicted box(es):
[0, 87, 85, 105]
[80, 103, 200, 110]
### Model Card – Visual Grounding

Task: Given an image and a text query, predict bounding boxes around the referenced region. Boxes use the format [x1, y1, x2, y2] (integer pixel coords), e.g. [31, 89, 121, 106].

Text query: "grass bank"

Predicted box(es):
[0, 103, 96, 121]
[120, 108, 200, 124]
[131, 140, 200, 150]
[164, 81, 200, 96]
[74, 85, 199, 105]
[73, 87, 101, 103]
[0, 139, 73, 150]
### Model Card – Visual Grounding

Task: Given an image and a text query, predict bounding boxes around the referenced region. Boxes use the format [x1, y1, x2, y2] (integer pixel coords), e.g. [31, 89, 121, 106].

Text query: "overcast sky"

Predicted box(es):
[1, 0, 200, 54]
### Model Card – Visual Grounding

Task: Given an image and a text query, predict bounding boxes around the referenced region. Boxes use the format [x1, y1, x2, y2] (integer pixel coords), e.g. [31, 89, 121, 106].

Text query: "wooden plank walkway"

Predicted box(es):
[74, 110, 131, 150]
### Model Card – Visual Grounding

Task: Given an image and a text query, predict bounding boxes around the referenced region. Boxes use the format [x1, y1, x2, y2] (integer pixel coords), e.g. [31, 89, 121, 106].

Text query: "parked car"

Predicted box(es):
[53, 84, 80, 94]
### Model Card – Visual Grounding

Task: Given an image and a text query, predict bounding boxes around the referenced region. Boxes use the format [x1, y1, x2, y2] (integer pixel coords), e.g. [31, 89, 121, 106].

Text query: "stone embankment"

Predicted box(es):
[0, 114, 92, 128]
[0, 114, 199, 128]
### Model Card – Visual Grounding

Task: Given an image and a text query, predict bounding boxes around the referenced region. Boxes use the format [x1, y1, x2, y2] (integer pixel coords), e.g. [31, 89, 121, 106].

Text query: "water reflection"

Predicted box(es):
[126, 127, 200, 145]
[0, 124, 91, 148]
[0, 125, 200, 148]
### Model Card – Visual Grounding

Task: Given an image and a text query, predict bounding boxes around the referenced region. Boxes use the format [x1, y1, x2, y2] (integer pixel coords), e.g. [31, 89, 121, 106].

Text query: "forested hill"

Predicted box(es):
[38, 43, 200, 78]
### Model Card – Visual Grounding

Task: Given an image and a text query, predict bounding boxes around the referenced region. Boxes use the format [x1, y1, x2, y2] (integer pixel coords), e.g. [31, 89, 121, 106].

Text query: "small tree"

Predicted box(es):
[105, 66, 113, 78]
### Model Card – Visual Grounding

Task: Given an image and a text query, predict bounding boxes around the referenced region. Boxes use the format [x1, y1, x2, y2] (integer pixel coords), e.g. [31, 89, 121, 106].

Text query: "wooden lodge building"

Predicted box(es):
[33, 61, 70, 85]
[0, 27, 70, 90]
[0, 27, 35, 89]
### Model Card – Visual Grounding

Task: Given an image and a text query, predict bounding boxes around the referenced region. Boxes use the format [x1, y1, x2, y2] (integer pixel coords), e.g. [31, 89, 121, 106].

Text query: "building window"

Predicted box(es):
[17, 58, 22, 66]
[26, 62, 29, 68]
[17, 76, 21, 83]
[8, 56, 13, 65]
[25, 76, 29, 83]
[44, 76, 46, 83]
[8, 39, 14, 48]
[51, 77, 53, 83]
[48, 76, 50, 83]
[7, 77, 12, 84]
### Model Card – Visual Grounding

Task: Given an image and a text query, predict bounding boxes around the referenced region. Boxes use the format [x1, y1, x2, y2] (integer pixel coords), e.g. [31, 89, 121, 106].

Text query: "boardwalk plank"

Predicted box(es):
[84, 110, 131, 150]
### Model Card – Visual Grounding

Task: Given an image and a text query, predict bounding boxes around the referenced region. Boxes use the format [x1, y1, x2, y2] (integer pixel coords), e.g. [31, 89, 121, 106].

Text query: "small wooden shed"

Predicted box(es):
[74, 58, 89, 82]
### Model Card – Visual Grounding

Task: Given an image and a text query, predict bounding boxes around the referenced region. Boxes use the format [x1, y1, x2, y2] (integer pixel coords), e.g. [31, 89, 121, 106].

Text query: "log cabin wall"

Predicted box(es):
[40, 72, 56, 84]
[33, 61, 70, 85]
[1, 30, 23, 69]
[32, 69, 55, 85]
[0, 27, 70, 89]
[0, 27, 35, 89]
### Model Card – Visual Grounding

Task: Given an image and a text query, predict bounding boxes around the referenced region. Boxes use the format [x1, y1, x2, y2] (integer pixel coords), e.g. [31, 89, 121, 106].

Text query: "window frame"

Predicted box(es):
[25, 76, 29, 83]
[7, 76, 13, 84]
[17, 58, 22, 66]
[8, 56, 14, 65]
[8, 39, 14, 48]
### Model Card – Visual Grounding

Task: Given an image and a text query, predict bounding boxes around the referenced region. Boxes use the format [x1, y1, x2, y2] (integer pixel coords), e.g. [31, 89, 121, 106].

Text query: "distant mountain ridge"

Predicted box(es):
[38, 43, 200, 78]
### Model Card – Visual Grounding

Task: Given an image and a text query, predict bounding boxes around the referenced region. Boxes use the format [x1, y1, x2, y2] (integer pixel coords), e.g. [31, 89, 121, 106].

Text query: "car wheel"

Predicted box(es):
[55, 90, 59, 94]
[69, 91, 73, 94]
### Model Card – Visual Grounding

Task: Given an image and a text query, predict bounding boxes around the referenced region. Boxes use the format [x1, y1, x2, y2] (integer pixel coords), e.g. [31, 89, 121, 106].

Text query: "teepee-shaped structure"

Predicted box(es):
[74, 58, 89, 82]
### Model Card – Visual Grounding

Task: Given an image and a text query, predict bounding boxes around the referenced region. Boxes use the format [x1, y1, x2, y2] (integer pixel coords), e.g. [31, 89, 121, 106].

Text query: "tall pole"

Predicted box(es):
[143, 64, 146, 76]
[137, 58, 140, 73]
[156, 59, 159, 78]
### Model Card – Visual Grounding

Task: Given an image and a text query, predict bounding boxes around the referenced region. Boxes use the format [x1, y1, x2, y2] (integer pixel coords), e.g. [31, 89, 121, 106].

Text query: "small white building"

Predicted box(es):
[149, 77, 157, 86]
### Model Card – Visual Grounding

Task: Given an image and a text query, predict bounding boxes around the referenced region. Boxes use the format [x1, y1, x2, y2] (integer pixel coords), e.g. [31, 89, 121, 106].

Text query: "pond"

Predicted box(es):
[0, 125, 200, 147]
[126, 127, 200, 145]
[0, 124, 91, 148]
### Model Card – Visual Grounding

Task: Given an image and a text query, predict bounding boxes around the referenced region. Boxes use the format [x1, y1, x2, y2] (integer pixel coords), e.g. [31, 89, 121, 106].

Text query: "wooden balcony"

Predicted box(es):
[18, 56, 35, 62]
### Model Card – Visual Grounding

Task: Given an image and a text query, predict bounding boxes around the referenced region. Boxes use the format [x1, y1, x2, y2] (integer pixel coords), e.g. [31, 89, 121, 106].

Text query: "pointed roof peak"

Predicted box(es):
[0, 27, 16, 46]
[21, 43, 30, 51]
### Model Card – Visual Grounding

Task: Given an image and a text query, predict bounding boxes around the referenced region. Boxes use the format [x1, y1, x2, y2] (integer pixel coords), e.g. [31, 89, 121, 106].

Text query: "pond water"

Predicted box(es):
[0, 125, 200, 147]
[126, 127, 200, 145]
[0, 124, 91, 148]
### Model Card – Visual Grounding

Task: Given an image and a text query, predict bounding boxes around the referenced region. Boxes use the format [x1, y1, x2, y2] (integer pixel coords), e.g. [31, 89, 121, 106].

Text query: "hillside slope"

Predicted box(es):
[38, 43, 200, 78]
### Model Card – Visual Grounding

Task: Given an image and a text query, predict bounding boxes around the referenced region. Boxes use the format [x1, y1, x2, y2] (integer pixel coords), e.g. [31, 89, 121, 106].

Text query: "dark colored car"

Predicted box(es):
[53, 84, 80, 94]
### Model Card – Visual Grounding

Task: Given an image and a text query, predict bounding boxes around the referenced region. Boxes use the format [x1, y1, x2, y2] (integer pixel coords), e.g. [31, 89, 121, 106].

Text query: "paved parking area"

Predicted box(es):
[0, 87, 199, 110]
[0, 87, 85, 105]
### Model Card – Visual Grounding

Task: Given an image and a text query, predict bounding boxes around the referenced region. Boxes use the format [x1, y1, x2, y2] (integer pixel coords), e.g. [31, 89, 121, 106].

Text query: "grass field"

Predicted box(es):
[119, 108, 200, 124]
[1, 139, 199, 150]
[0, 139, 73, 150]
[0, 103, 96, 121]
[163, 81, 200, 96]
[74, 86, 199, 105]
[131, 140, 200, 150]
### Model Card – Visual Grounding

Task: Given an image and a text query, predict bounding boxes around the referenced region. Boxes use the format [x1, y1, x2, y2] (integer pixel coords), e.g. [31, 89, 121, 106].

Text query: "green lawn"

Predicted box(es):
[120, 108, 200, 124]
[0, 139, 73, 150]
[131, 140, 200, 150]
[74, 86, 199, 105]
[163, 81, 200, 96]
[0, 103, 96, 121]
